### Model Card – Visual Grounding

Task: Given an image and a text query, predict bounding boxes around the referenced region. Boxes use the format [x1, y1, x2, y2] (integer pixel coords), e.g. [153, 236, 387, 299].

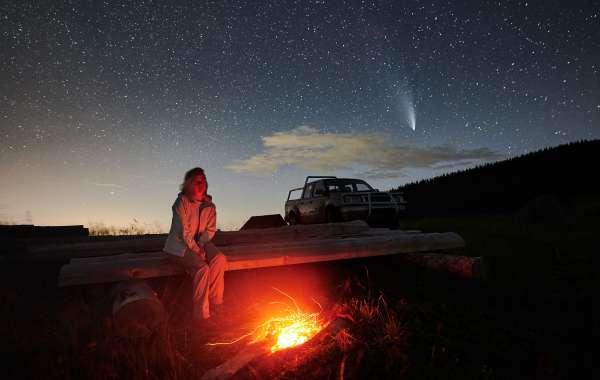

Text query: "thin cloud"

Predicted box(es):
[89, 182, 123, 188]
[227, 126, 501, 179]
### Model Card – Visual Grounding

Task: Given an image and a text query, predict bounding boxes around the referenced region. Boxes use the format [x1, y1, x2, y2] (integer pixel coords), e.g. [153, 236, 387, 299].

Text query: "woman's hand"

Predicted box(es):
[194, 238, 207, 261]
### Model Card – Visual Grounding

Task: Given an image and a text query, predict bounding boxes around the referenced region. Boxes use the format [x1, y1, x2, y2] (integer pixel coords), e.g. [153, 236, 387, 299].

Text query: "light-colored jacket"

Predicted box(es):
[163, 193, 217, 257]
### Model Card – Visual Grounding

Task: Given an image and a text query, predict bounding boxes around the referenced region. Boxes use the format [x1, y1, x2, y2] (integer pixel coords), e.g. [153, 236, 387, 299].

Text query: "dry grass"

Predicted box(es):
[87, 219, 166, 236]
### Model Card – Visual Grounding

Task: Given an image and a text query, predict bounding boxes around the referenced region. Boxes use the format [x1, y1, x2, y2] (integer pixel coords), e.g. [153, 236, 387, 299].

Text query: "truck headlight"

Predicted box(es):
[392, 194, 405, 203]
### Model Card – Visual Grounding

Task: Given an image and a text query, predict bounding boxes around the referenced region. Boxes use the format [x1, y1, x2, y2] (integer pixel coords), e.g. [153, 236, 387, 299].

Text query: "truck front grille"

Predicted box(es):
[370, 194, 391, 202]
[343, 193, 393, 203]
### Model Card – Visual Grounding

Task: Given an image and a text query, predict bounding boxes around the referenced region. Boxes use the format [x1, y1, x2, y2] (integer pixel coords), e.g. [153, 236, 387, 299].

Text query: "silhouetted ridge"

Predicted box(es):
[390, 140, 599, 217]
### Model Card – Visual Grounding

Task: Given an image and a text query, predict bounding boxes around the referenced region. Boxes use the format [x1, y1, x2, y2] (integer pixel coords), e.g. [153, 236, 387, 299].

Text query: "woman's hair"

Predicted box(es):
[179, 167, 206, 192]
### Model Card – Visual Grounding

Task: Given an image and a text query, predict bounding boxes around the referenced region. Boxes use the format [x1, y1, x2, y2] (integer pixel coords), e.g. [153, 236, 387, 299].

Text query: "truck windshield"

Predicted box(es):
[324, 179, 373, 192]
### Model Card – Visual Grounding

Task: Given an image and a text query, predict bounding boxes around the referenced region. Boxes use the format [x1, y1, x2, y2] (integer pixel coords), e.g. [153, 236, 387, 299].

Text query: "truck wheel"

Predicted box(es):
[326, 207, 339, 223]
[288, 212, 298, 225]
[388, 215, 401, 230]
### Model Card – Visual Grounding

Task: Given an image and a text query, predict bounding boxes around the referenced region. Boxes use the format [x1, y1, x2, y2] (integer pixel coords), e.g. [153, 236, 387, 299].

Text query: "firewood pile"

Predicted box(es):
[54, 220, 477, 287]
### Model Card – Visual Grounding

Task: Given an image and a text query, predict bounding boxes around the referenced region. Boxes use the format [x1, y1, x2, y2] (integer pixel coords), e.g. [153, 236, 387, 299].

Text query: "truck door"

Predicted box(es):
[309, 180, 328, 223]
[297, 182, 315, 223]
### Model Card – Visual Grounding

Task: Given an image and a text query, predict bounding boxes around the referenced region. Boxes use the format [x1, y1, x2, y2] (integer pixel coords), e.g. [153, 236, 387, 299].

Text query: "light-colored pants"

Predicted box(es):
[168, 241, 227, 320]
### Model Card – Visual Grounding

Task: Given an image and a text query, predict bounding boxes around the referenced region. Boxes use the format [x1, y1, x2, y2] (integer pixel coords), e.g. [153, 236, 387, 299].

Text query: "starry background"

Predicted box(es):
[1, 0, 598, 230]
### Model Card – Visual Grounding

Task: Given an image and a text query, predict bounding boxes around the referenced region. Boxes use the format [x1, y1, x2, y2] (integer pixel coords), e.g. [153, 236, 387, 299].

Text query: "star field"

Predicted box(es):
[1, 0, 599, 228]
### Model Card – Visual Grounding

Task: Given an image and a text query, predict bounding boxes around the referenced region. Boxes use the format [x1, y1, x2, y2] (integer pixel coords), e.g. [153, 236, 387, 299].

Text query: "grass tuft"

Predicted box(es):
[87, 219, 166, 236]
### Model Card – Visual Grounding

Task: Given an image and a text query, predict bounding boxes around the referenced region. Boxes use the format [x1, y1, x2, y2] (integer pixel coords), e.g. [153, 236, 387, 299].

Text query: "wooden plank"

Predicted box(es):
[59, 257, 182, 286]
[0, 224, 88, 238]
[26, 221, 375, 262]
[25, 236, 168, 259]
[32, 225, 89, 237]
[37, 224, 418, 263]
[58, 232, 465, 286]
[2, 234, 168, 256]
[67, 229, 424, 266]
[215, 220, 373, 245]
[69, 252, 160, 265]
[64, 231, 458, 268]
[240, 214, 286, 229]
[223, 232, 465, 270]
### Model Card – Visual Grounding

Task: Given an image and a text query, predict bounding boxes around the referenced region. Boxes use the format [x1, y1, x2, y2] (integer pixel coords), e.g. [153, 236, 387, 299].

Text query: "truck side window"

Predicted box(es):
[313, 181, 326, 196]
[303, 183, 314, 199]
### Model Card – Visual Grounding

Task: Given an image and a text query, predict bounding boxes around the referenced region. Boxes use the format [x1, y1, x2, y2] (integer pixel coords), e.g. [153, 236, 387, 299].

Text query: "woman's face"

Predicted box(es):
[186, 174, 207, 201]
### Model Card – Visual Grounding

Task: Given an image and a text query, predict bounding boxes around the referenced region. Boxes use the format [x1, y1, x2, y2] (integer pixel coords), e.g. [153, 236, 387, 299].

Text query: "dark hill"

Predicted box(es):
[391, 139, 599, 217]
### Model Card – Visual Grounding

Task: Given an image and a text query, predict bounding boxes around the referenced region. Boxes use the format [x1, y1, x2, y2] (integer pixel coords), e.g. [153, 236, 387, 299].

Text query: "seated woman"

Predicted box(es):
[163, 167, 227, 322]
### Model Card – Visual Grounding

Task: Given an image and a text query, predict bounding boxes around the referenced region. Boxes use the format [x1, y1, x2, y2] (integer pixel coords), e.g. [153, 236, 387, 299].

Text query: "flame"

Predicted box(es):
[207, 288, 325, 352]
[259, 308, 322, 352]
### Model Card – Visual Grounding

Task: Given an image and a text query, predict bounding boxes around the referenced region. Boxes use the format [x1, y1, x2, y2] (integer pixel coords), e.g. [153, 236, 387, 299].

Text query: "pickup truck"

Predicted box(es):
[284, 176, 406, 227]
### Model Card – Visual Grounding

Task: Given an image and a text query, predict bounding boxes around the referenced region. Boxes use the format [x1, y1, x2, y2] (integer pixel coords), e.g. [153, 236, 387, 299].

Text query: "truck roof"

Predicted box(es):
[304, 175, 337, 186]
[305, 177, 369, 184]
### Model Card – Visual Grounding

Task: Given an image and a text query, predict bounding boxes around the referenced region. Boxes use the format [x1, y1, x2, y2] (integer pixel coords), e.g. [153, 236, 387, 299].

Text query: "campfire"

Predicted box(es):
[255, 305, 323, 352]
[208, 288, 326, 352]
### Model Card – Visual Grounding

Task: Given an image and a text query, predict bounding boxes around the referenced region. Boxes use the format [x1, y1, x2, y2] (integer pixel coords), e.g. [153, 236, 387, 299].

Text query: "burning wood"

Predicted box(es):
[208, 288, 325, 352]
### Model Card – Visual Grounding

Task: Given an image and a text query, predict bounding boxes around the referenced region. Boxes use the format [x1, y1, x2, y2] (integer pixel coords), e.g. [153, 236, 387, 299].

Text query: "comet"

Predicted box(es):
[399, 91, 416, 131]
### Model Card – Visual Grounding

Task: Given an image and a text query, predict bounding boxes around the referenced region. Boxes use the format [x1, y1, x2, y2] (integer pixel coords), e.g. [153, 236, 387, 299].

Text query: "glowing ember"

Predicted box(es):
[260, 309, 322, 352]
[207, 288, 325, 352]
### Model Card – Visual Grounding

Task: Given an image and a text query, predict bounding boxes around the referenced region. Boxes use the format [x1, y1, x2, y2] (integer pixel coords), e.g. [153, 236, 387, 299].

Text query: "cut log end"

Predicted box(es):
[400, 252, 483, 280]
[112, 280, 166, 338]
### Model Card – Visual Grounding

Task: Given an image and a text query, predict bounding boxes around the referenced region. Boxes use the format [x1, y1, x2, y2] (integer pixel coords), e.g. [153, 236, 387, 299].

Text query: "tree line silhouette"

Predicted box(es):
[390, 140, 599, 217]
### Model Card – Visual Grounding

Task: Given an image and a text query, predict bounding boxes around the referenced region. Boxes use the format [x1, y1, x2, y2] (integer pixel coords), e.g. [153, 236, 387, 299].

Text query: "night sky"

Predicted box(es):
[1, 1, 599, 230]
